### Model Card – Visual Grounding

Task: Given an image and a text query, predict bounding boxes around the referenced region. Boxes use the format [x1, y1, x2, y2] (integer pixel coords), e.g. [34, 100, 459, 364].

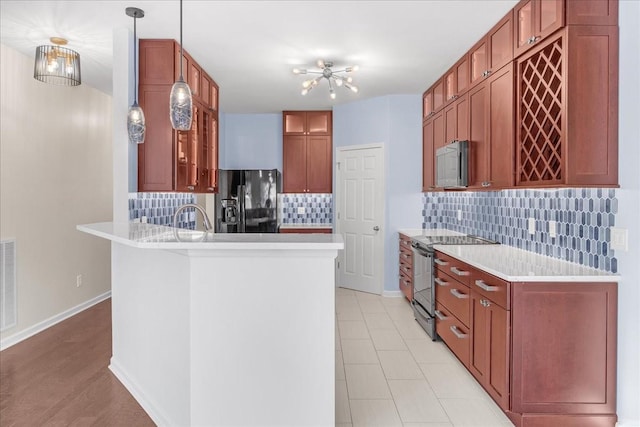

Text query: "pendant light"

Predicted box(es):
[169, 0, 192, 131]
[126, 7, 145, 144]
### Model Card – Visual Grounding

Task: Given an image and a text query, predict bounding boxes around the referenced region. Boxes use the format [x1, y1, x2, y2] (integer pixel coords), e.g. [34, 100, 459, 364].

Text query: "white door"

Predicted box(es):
[336, 145, 385, 294]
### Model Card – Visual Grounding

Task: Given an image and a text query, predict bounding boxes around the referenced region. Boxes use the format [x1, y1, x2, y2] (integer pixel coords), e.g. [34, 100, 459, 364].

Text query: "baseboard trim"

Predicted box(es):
[109, 359, 171, 426]
[382, 290, 404, 298]
[0, 291, 111, 351]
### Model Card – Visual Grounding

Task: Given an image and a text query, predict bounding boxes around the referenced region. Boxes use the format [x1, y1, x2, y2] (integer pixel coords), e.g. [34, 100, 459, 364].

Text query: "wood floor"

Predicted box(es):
[0, 299, 155, 427]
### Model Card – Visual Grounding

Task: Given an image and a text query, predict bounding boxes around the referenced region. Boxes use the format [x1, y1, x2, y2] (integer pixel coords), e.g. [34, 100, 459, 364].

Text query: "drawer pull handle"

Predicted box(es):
[403, 267, 411, 273]
[434, 278, 449, 287]
[450, 325, 467, 339]
[402, 254, 411, 259]
[475, 279, 499, 292]
[450, 289, 469, 299]
[434, 310, 447, 320]
[450, 267, 469, 276]
[434, 258, 448, 266]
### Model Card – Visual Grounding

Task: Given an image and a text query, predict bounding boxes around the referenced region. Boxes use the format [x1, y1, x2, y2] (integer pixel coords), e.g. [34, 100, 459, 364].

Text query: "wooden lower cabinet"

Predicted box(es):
[509, 282, 618, 427]
[469, 291, 510, 410]
[398, 234, 414, 301]
[434, 251, 618, 426]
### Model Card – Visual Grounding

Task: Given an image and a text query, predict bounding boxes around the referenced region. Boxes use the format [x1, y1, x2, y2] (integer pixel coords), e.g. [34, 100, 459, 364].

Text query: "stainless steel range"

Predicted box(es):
[411, 234, 497, 340]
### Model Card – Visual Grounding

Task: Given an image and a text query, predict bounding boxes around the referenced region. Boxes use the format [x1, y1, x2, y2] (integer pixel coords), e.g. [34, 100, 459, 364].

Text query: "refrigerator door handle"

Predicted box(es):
[239, 184, 246, 233]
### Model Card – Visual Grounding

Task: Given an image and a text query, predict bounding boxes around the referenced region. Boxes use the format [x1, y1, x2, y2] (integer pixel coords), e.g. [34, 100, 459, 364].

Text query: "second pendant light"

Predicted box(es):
[169, 0, 193, 131]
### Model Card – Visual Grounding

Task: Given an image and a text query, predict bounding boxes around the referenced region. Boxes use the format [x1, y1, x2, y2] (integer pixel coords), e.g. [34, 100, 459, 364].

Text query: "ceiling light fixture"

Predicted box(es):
[33, 37, 81, 86]
[126, 7, 145, 144]
[293, 59, 359, 99]
[169, 0, 192, 131]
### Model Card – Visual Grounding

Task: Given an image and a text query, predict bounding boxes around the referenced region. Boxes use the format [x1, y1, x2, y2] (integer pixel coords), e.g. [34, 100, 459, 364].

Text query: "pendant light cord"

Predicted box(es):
[133, 14, 138, 103]
[179, 0, 184, 79]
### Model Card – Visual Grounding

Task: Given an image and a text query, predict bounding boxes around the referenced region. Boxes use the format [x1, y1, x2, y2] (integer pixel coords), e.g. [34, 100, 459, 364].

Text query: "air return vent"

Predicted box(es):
[1, 239, 17, 331]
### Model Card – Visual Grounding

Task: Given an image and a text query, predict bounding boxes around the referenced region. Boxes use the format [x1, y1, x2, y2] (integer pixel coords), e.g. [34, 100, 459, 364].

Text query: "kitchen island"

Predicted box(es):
[77, 222, 344, 427]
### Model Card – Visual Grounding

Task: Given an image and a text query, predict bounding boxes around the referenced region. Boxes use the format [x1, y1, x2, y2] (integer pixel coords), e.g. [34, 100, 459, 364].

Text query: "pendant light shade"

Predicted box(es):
[170, 77, 192, 130]
[170, 0, 192, 131]
[126, 7, 145, 144]
[33, 37, 81, 86]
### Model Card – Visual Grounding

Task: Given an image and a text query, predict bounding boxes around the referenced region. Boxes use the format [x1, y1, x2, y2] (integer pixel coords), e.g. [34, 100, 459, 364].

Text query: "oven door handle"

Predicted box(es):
[413, 301, 432, 320]
[410, 243, 431, 258]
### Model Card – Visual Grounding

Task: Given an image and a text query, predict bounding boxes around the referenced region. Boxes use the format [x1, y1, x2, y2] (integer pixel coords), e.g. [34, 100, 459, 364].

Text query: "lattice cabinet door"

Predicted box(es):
[516, 31, 566, 186]
[516, 25, 618, 188]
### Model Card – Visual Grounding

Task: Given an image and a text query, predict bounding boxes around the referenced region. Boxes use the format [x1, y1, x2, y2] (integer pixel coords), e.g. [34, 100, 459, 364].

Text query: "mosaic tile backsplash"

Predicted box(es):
[279, 193, 333, 224]
[129, 192, 333, 228]
[422, 188, 618, 273]
[129, 193, 197, 229]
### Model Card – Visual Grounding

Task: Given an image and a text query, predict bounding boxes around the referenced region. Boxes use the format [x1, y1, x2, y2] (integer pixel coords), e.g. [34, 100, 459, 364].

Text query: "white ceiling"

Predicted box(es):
[0, 0, 518, 113]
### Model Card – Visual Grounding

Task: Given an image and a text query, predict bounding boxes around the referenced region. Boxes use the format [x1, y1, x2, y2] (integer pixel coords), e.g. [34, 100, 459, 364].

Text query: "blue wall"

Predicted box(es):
[220, 113, 282, 170]
[333, 95, 423, 293]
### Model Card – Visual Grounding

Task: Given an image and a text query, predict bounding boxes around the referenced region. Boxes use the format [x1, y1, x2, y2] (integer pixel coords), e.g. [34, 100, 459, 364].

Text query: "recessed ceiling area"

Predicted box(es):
[0, 1, 518, 113]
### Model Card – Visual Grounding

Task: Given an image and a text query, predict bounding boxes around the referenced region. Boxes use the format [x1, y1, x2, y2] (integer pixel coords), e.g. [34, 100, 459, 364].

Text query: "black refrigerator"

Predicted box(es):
[214, 169, 280, 233]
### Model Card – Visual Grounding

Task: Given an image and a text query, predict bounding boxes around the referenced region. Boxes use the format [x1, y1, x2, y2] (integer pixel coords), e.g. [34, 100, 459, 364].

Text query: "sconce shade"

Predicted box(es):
[33, 44, 81, 86]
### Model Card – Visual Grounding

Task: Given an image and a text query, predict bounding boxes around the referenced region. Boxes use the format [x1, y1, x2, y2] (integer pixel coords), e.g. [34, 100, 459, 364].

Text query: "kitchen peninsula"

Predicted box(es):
[77, 222, 343, 426]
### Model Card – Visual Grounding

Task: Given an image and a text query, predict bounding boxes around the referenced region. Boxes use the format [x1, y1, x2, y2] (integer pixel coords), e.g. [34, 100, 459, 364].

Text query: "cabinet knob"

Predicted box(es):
[187, 186, 195, 191]
[481, 181, 492, 187]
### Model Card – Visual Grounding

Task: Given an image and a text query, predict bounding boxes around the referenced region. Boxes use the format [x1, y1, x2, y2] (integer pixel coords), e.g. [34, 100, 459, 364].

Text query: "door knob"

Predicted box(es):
[373, 226, 380, 231]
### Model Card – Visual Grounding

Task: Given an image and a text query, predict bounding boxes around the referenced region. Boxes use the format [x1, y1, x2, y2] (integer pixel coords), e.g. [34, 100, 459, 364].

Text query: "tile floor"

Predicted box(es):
[335, 287, 514, 427]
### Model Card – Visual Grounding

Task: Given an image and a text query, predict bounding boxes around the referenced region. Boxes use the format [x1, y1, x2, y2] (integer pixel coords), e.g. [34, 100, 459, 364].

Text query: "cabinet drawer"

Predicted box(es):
[399, 275, 413, 301]
[399, 243, 413, 259]
[399, 260, 413, 278]
[470, 268, 510, 310]
[434, 251, 472, 287]
[435, 302, 470, 367]
[435, 269, 470, 326]
[399, 234, 412, 249]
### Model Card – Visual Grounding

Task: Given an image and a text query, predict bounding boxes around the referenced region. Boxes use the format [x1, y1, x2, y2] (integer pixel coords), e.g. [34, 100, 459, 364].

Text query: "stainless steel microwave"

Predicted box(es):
[436, 140, 469, 188]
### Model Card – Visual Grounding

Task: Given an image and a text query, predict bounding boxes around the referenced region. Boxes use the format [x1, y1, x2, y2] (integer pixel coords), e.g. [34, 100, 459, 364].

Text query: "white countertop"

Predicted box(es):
[434, 244, 618, 282]
[78, 222, 344, 250]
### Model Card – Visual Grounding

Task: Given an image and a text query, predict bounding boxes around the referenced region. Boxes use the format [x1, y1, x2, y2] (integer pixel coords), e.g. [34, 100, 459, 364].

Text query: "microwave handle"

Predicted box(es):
[458, 152, 462, 181]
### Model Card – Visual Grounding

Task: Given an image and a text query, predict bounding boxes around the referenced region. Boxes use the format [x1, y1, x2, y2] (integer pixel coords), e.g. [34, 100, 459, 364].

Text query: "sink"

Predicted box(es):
[173, 229, 209, 242]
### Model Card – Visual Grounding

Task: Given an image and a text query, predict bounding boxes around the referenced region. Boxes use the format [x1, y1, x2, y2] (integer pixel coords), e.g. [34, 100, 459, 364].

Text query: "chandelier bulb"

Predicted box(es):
[316, 59, 325, 68]
[293, 68, 307, 75]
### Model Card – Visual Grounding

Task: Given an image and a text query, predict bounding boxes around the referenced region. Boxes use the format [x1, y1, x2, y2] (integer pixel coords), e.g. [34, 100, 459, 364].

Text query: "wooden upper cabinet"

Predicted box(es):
[283, 111, 331, 135]
[139, 40, 177, 85]
[138, 84, 175, 192]
[306, 136, 332, 192]
[138, 39, 220, 193]
[468, 64, 514, 189]
[566, 0, 618, 26]
[514, 0, 564, 57]
[423, 89, 433, 120]
[189, 61, 201, 101]
[306, 111, 332, 135]
[422, 119, 435, 191]
[445, 56, 469, 105]
[282, 111, 333, 193]
[456, 55, 470, 97]
[470, 12, 514, 88]
[432, 79, 445, 112]
[283, 136, 307, 193]
[444, 93, 470, 146]
[516, 26, 618, 187]
[201, 74, 211, 107]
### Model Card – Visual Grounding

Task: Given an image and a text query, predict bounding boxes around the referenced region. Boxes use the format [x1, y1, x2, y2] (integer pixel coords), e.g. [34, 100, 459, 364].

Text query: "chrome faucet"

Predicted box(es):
[173, 203, 213, 231]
